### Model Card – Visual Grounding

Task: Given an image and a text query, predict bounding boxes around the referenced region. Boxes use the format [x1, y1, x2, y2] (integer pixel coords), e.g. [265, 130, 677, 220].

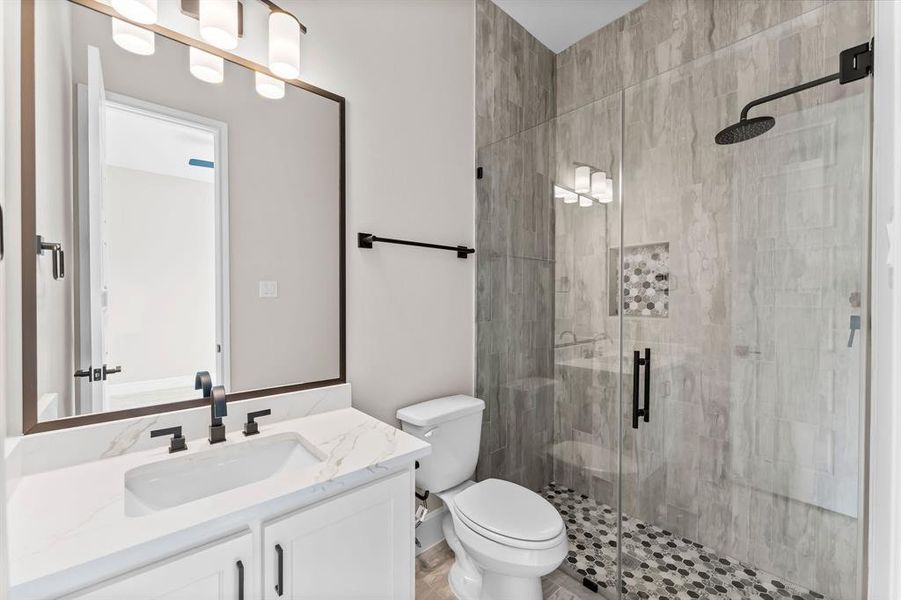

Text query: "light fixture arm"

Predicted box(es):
[258, 0, 306, 34]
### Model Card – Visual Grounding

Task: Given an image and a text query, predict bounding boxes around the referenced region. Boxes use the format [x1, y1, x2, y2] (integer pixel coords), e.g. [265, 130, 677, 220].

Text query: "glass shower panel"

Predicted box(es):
[545, 92, 625, 598]
[619, 5, 871, 600]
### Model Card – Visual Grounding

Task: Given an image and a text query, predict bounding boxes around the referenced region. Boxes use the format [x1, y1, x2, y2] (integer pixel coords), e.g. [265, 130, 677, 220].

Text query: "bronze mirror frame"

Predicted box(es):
[20, 0, 346, 434]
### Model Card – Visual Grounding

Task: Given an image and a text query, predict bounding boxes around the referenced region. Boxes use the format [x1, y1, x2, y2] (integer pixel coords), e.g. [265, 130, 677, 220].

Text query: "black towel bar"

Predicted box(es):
[358, 232, 475, 259]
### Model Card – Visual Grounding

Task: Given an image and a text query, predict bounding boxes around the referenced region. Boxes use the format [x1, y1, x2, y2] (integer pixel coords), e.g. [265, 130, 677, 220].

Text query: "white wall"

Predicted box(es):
[34, 0, 75, 416]
[286, 0, 477, 424]
[868, 2, 901, 597]
[2, 0, 22, 439]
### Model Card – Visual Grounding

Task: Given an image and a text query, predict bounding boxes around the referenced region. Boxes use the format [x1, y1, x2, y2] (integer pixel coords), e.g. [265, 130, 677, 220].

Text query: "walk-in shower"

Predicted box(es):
[476, 0, 874, 598]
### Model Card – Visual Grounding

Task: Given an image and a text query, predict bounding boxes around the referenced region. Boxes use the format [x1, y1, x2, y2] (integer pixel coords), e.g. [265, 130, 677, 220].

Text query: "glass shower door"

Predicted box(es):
[547, 91, 625, 598]
[618, 11, 872, 600]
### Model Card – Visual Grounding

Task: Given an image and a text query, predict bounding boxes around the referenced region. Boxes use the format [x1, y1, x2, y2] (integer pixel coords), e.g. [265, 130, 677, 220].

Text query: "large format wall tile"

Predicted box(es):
[475, 121, 556, 491]
[556, 0, 826, 117]
[476, 0, 555, 149]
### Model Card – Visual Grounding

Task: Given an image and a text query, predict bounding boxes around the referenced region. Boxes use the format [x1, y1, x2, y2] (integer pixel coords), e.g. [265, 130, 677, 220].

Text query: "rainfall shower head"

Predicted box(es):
[714, 40, 873, 145]
[714, 116, 775, 145]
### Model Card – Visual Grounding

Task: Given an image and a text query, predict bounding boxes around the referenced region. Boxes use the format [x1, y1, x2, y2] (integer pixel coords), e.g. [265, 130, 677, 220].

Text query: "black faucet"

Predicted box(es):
[195, 371, 227, 444]
[194, 370, 213, 398]
[244, 409, 271, 436]
[208, 385, 228, 444]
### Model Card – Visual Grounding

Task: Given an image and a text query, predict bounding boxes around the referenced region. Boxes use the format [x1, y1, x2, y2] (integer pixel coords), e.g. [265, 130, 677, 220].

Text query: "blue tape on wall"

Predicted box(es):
[188, 158, 215, 168]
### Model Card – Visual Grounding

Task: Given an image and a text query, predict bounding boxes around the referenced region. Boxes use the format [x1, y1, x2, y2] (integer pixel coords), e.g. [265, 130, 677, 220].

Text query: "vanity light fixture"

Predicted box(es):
[268, 10, 301, 79]
[255, 71, 285, 99]
[189, 47, 225, 83]
[111, 0, 158, 24]
[590, 171, 606, 197]
[111, 17, 155, 55]
[590, 171, 614, 204]
[199, 0, 239, 50]
[574, 166, 591, 194]
[600, 177, 614, 203]
[554, 185, 578, 204]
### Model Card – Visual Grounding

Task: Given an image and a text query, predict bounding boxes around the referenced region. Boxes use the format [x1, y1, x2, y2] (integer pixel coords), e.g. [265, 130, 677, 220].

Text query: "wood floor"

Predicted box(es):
[415, 541, 599, 600]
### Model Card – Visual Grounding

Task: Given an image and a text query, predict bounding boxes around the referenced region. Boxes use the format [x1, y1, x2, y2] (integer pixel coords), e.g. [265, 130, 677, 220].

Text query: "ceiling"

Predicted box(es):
[492, 0, 647, 54]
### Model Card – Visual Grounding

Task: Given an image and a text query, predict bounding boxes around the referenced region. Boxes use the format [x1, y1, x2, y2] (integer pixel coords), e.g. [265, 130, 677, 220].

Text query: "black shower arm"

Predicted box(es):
[739, 72, 840, 121]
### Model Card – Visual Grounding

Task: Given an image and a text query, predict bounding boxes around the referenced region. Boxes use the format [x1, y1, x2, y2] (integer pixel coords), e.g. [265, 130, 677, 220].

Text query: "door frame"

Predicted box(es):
[74, 89, 232, 407]
[866, 1, 901, 597]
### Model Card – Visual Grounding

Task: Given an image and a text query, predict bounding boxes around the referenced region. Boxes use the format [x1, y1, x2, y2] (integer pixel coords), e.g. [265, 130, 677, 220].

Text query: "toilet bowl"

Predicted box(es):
[438, 479, 568, 600]
[396, 396, 567, 600]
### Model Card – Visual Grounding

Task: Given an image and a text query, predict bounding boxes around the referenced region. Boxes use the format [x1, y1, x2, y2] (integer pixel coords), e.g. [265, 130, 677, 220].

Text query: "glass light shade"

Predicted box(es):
[112, 18, 155, 55]
[111, 0, 157, 24]
[605, 177, 614, 197]
[268, 12, 301, 80]
[579, 195, 593, 207]
[597, 191, 613, 204]
[199, 0, 239, 50]
[189, 47, 224, 84]
[555, 186, 578, 204]
[590, 171, 607, 196]
[255, 72, 285, 99]
[574, 166, 591, 194]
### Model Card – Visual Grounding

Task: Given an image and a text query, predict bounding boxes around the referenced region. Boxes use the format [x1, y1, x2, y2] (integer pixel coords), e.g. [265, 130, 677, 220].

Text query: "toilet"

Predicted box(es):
[397, 395, 567, 600]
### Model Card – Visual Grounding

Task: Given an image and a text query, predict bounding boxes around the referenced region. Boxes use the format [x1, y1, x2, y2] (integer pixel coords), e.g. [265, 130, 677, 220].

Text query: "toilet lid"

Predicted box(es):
[453, 479, 563, 543]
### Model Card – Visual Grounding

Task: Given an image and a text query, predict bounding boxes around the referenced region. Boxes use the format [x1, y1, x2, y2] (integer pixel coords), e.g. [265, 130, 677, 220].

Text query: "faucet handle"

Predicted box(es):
[243, 409, 272, 436]
[194, 371, 213, 398]
[150, 426, 187, 453]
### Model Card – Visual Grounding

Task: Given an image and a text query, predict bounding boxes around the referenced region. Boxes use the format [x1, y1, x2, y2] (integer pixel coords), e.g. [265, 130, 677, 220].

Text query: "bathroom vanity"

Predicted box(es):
[5, 392, 429, 599]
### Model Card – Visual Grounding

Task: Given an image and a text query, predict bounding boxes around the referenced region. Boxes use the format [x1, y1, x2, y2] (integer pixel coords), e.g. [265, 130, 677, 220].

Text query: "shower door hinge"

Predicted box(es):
[839, 39, 873, 84]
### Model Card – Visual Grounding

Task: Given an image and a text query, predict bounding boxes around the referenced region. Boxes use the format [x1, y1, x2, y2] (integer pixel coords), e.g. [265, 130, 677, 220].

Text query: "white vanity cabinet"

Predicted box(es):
[66, 531, 252, 600]
[262, 470, 414, 600]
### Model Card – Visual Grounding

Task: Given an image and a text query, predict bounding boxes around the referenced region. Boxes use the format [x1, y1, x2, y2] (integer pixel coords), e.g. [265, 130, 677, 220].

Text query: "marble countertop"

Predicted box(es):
[7, 407, 430, 599]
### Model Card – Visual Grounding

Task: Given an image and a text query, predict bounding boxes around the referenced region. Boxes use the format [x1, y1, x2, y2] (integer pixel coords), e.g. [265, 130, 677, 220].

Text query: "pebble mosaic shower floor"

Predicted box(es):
[541, 483, 829, 600]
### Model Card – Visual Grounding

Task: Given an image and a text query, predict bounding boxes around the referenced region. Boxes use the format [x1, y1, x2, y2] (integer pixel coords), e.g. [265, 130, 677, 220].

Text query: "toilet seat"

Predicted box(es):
[452, 479, 564, 550]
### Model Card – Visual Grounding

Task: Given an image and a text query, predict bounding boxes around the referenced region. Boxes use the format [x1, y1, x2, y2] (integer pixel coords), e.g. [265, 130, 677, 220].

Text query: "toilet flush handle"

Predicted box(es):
[423, 426, 439, 439]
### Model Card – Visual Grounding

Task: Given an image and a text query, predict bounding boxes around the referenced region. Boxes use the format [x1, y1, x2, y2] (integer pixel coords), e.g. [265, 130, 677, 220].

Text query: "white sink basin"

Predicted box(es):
[124, 432, 323, 516]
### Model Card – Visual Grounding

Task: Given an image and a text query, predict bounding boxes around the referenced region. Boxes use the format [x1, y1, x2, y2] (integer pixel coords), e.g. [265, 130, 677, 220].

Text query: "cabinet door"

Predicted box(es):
[67, 531, 252, 600]
[263, 470, 414, 600]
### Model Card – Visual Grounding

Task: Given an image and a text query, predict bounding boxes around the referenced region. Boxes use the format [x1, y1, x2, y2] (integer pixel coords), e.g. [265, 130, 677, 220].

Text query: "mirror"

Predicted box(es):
[24, 0, 344, 430]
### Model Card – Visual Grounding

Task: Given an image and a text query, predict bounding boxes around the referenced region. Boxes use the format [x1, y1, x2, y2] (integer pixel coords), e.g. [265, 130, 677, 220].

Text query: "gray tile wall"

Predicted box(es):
[475, 0, 556, 149]
[475, 0, 557, 490]
[476, 1, 870, 599]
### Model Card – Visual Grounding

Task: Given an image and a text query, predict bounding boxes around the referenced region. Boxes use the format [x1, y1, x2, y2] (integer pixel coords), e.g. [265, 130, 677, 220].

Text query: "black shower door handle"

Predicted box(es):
[631, 348, 651, 429]
[642, 348, 651, 423]
[632, 351, 640, 429]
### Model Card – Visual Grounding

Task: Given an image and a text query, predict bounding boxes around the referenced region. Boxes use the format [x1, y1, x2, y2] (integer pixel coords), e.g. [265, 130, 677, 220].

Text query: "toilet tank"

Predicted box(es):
[396, 395, 485, 493]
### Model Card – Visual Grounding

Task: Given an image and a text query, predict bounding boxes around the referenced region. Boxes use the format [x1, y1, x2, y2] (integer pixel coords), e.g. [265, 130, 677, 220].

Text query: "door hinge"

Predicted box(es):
[839, 39, 873, 84]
